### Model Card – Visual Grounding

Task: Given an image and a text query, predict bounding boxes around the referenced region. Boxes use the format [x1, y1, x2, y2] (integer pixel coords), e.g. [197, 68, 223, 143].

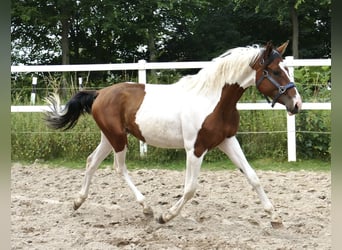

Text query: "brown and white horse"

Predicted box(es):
[45, 41, 302, 228]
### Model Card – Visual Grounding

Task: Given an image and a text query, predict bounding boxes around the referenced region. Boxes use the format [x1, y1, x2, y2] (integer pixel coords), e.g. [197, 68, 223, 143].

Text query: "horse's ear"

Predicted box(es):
[277, 40, 289, 55]
[263, 41, 273, 61]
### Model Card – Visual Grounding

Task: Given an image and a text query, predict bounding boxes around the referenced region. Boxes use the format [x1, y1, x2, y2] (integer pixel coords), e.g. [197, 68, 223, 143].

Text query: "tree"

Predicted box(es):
[297, 0, 331, 58]
[11, 0, 60, 64]
[233, 0, 330, 58]
[11, 0, 330, 68]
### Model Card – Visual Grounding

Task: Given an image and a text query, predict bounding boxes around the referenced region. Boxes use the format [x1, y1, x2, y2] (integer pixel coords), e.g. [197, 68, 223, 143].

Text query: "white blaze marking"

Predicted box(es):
[279, 61, 291, 79]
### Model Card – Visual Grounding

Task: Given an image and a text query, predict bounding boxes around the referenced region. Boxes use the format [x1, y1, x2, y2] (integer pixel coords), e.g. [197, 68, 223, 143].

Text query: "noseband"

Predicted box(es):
[255, 51, 296, 107]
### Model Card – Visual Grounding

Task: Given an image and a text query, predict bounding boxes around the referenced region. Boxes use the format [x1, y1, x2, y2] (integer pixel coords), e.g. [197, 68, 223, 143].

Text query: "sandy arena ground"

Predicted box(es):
[11, 162, 331, 249]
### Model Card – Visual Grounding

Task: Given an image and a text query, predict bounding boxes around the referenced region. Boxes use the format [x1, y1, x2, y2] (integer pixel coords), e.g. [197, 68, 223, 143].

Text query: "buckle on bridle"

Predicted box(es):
[279, 86, 287, 94]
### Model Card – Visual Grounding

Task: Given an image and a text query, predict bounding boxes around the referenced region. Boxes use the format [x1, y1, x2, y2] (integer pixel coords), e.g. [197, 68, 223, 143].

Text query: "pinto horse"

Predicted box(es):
[45, 41, 302, 228]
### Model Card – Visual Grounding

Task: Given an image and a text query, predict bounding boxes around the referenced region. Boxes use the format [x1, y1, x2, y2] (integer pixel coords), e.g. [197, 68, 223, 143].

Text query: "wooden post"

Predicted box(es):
[287, 114, 296, 161]
[30, 77, 37, 105]
[285, 56, 297, 161]
[138, 60, 148, 157]
[78, 77, 83, 90]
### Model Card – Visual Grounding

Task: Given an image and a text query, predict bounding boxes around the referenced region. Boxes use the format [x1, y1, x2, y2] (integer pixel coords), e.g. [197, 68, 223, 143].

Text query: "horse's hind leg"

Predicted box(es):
[114, 146, 153, 216]
[218, 136, 283, 228]
[73, 132, 112, 210]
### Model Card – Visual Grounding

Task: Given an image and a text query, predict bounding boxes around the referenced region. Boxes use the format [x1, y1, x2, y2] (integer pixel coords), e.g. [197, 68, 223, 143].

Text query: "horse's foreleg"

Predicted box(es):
[158, 150, 204, 224]
[115, 146, 153, 216]
[73, 132, 112, 210]
[218, 136, 283, 228]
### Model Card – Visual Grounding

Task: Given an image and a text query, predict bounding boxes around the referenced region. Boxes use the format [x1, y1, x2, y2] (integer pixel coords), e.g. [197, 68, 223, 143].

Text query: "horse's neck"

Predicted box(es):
[216, 84, 246, 113]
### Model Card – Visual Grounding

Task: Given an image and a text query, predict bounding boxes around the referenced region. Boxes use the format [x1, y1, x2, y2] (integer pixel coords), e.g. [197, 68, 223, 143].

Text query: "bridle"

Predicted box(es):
[255, 51, 296, 107]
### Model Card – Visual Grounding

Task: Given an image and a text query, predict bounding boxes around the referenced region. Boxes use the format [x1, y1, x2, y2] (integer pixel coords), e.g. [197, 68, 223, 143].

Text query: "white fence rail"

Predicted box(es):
[11, 57, 331, 161]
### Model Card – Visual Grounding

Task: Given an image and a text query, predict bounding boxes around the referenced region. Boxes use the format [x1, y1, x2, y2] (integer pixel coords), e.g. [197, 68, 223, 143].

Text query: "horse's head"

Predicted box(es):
[251, 41, 302, 115]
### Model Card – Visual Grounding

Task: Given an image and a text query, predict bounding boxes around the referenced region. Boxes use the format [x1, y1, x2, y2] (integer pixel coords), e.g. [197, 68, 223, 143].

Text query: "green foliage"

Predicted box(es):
[11, 113, 100, 161]
[148, 69, 183, 84]
[232, 0, 331, 58]
[297, 110, 331, 160]
[238, 110, 288, 159]
[294, 66, 331, 102]
[293, 66, 331, 160]
[11, 0, 330, 67]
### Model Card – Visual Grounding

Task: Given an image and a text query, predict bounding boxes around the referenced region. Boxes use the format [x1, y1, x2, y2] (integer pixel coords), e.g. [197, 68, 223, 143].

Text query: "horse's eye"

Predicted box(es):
[273, 70, 281, 76]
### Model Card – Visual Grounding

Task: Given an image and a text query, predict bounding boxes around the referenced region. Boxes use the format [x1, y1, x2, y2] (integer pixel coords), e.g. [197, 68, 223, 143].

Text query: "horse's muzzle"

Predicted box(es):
[287, 101, 302, 115]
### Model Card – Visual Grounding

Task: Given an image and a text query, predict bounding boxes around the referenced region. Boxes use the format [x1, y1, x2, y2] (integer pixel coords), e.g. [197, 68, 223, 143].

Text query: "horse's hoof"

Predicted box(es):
[73, 200, 83, 210]
[157, 215, 166, 224]
[73, 202, 80, 210]
[270, 213, 283, 229]
[143, 206, 154, 217]
[271, 220, 284, 229]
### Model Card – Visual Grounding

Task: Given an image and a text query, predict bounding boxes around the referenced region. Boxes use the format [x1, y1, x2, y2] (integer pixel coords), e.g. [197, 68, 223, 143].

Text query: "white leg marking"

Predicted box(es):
[218, 136, 283, 228]
[115, 146, 153, 216]
[159, 149, 204, 223]
[74, 132, 112, 210]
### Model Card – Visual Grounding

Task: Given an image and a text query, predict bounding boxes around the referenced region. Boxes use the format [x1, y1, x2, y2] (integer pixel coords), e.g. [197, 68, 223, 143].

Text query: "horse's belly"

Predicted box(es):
[143, 129, 184, 148]
[135, 110, 184, 148]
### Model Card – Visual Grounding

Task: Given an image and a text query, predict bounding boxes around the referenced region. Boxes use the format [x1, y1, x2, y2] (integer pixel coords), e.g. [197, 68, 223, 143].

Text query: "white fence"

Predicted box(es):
[11, 57, 331, 161]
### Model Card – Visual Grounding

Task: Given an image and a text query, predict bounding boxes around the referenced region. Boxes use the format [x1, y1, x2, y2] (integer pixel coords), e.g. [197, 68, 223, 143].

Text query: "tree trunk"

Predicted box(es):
[148, 29, 157, 81]
[61, 17, 70, 65]
[290, 4, 299, 58]
[60, 17, 70, 98]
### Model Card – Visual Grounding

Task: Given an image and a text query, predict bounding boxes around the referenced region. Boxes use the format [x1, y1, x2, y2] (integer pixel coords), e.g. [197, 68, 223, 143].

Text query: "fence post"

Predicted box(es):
[30, 77, 38, 105]
[138, 60, 148, 157]
[138, 59, 147, 84]
[285, 56, 296, 161]
[78, 77, 83, 90]
[287, 114, 296, 161]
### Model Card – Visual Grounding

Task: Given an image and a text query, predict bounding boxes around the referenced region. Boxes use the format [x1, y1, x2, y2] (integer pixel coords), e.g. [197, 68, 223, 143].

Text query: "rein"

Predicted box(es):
[255, 51, 296, 107]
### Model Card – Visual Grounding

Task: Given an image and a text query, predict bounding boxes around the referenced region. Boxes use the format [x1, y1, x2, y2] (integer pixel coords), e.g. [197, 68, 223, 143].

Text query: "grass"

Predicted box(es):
[19, 157, 331, 172]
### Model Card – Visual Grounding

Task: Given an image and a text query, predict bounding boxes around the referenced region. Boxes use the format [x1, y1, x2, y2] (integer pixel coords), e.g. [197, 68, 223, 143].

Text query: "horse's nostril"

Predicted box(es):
[288, 104, 299, 115]
[293, 104, 299, 114]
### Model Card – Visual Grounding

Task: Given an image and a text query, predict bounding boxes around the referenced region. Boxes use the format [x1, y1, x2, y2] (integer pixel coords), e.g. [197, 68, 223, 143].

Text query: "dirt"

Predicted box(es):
[11, 162, 331, 249]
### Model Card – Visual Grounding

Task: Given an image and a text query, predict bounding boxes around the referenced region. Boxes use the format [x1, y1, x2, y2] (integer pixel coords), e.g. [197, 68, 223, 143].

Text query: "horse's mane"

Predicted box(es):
[176, 45, 262, 96]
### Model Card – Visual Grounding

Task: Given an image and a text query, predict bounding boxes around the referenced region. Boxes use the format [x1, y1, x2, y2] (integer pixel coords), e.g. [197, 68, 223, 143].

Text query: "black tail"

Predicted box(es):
[44, 91, 98, 130]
